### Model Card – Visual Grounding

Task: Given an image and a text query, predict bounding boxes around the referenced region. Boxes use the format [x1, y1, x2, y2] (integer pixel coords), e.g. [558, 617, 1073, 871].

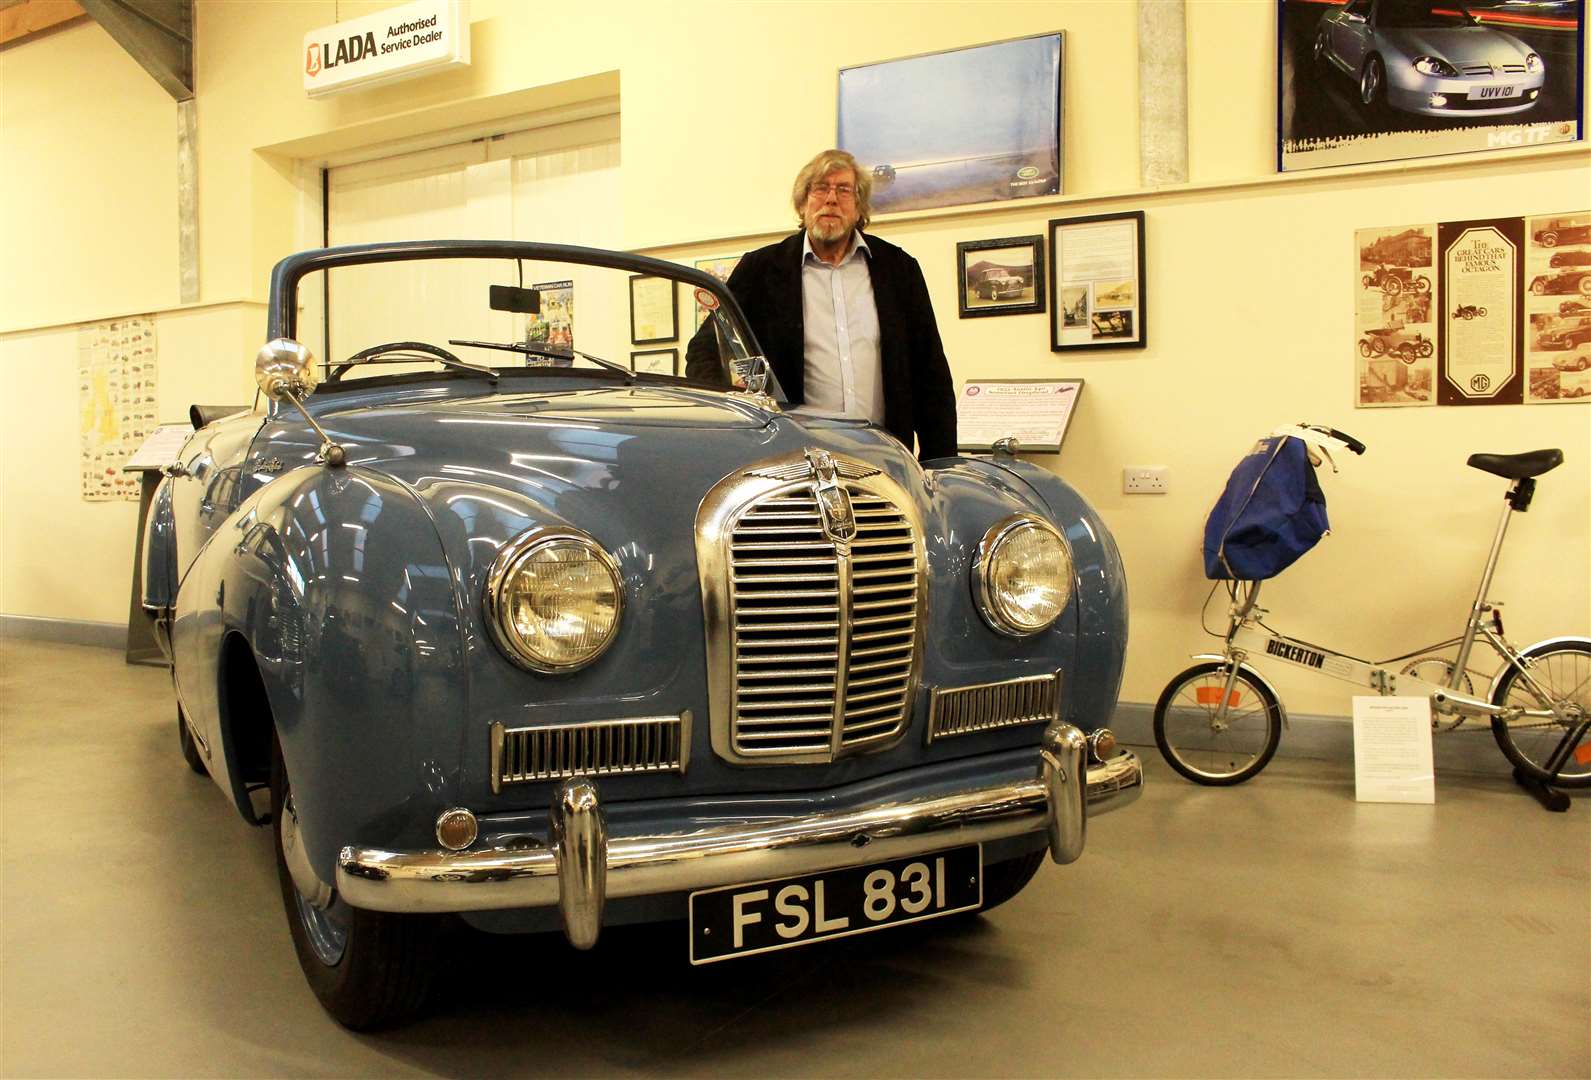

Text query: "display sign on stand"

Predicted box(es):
[956, 379, 1082, 454]
[1351, 696, 1436, 804]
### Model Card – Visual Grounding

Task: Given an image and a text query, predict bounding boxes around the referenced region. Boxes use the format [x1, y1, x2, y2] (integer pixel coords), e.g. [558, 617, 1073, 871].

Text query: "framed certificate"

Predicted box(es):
[630, 274, 679, 344]
[1049, 211, 1145, 351]
[630, 348, 678, 376]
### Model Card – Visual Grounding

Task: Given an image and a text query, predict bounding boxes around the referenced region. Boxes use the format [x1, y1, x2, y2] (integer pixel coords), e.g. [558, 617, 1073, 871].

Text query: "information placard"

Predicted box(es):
[1351, 696, 1435, 804]
[956, 379, 1082, 455]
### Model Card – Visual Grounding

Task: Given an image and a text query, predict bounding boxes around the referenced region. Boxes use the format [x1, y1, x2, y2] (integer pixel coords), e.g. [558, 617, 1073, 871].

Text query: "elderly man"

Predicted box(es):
[685, 149, 957, 461]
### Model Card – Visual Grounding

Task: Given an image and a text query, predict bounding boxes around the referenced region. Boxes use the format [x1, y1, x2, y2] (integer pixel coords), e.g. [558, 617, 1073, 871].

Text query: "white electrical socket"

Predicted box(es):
[1123, 467, 1169, 494]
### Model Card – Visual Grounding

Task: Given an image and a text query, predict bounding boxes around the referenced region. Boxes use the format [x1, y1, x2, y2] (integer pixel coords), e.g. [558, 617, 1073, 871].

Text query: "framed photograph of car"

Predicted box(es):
[838, 32, 1062, 215]
[1049, 211, 1146, 352]
[957, 235, 1045, 318]
[630, 347, 678, 376]
[1278, 0, 1584, 173]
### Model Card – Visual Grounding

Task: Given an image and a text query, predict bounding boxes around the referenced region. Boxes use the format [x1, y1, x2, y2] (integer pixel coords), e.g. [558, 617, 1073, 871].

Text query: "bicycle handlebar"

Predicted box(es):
[1296, 423, 1366, 455]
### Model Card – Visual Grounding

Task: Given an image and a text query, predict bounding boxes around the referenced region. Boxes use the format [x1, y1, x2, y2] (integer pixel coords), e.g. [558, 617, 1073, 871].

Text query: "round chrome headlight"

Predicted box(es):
[973, 514, 1073, 637]
[484, 527, 623, 673]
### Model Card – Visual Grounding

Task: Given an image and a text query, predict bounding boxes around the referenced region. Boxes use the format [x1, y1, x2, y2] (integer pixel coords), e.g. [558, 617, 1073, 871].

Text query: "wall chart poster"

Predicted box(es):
[1279, 0, 1584, 173]
[1523, 211, 1591, 402]
[78, 316, 158, 501]
[1355, 224, 1437, 407]
[1438, 217, 1523, 406]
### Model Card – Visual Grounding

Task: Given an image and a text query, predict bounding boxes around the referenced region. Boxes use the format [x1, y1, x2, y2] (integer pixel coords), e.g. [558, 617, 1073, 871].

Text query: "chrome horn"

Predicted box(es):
[255, 338, 346, 467]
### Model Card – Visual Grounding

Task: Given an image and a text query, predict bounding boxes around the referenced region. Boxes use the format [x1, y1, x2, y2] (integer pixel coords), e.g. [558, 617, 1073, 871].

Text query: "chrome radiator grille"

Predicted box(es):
[927, 673, 1061, 743]
[490, 715, 689, 792]
[699, 450, 926, 764]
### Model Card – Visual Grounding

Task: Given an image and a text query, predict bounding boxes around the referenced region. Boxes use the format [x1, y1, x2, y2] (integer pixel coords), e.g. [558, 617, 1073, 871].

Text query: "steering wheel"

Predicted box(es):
[326, 340, 467, 382]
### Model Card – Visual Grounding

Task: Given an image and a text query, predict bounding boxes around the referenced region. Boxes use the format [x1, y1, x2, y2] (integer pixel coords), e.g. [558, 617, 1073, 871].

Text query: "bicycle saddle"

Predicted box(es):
[1466, 449, 1563, 480]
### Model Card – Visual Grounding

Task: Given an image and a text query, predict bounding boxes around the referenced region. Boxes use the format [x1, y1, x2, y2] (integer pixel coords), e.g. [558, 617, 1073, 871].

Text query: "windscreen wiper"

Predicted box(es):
[448, 339, 633, 382]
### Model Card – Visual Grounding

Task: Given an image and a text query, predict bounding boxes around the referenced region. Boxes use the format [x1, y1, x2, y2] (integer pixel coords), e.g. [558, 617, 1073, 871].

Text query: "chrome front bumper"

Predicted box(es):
[337, 722, 1142, 948]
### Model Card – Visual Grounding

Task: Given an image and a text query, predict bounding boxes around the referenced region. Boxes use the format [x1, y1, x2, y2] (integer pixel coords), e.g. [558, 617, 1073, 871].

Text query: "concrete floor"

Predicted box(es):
[2, 638, 1587, 1078]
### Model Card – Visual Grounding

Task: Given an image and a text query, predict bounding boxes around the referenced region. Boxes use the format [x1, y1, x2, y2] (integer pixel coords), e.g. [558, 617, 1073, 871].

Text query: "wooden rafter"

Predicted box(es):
[0, 0, 88, 48]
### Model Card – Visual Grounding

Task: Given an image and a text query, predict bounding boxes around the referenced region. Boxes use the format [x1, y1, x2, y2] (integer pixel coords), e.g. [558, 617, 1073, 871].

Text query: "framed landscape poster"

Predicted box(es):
[1278, 0, 1584, 172]
[838, 32, 1062, 214]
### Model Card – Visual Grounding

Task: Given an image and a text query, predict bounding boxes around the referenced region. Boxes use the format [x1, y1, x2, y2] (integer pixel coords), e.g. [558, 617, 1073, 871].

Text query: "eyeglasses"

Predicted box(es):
[808, 182, 856, 202]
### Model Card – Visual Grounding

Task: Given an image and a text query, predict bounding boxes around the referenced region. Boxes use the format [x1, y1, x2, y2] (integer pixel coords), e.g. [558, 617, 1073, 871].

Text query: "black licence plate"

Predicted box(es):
[688, 845, 982, 964]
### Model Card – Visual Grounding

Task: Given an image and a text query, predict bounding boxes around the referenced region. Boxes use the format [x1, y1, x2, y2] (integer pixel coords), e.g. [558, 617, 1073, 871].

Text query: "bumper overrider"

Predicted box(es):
[336, 723, 1141, 948]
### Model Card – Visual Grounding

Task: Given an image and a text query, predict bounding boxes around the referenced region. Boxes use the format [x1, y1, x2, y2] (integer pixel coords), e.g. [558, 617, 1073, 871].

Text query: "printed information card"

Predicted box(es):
[1351, 696, 1435, 804]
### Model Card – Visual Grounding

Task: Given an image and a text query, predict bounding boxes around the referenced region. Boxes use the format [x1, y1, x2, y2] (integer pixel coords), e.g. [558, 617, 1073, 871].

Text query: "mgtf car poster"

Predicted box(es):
[77, 316, 158, 501]
[1438, 217, 1524, 405]
[1524, 212, 1591, 401]
[1355, 224, 1437, 407]
[1279, 0, 1584, 173]
[524, 279, 573, 364]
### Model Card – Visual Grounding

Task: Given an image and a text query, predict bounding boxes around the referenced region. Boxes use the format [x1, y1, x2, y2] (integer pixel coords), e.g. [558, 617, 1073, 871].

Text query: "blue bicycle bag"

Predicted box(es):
[1203, 435, 1329, 580]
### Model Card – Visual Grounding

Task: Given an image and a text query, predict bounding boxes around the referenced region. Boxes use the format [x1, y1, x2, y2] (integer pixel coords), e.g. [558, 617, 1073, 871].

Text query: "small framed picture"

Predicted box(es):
[630, 274, 679, 345]
[1049, 210, 1146, 351]
[693, 255, 742, 329]
[630, 348, 678, 376]
[956, 235, 1046, 318]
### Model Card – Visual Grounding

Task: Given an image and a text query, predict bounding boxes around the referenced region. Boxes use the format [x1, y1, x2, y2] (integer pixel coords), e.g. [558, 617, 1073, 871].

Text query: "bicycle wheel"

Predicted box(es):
[1489, 641, 1591, 788]
[1154, 662, 1283, 785]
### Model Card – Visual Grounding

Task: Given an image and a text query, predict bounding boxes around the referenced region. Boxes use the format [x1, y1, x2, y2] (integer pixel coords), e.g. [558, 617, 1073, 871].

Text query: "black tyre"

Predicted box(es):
[178, 707, 207, 776]
[1359, 55, 1387, 111]
[1489, 641, 1591, 788]
[271, 733, 443, 1029]
[1154, 662, 1283, 785]
[979, 850, 1045, 913]
[1359, 340, 1373, 358]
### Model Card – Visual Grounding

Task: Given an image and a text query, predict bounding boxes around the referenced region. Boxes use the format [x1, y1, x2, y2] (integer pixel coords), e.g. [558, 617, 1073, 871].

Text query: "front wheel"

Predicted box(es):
[1154, 662, 1283, 785]
[1415, 276, 1431, 293]
[272, 733, 443, 1028]
[1489, 641, 1591, 788]
[1419, 339, 1434, 358]
[1360, 55, 1386, 111]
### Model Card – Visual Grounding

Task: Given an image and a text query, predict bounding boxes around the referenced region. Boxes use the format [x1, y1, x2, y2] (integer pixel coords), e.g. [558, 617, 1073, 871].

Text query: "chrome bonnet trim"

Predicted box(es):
[336, 728, 1142, 924]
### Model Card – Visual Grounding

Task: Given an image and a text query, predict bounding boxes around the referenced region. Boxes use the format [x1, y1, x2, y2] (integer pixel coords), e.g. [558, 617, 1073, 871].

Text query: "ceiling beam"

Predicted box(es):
[0, 1, 89, 48]
[78, 0, 191, 100]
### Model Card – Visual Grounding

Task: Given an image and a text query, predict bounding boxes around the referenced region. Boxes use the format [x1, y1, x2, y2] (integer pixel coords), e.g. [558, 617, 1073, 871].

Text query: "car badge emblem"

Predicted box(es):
[259, 457, 285, 474]
[805, 448, 855, 544]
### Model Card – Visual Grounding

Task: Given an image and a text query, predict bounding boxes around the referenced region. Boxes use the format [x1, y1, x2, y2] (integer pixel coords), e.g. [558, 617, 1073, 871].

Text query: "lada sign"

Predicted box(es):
[302, 0, 470, 99]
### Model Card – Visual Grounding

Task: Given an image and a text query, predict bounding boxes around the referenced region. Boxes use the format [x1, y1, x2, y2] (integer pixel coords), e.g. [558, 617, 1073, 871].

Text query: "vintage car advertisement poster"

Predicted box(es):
[524, 279, 573, 364]
[1278, 0, 1584, 173]
[1354, 224, 1437, 407]
[1523, 211, 1591, 402]
[77, 316, 157, 501]
[1438, 218, 1522, 405]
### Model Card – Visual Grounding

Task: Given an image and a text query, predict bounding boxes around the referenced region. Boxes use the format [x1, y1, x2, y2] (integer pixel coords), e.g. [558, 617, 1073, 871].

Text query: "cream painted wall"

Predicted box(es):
[0, 306, 262, 622]
[0, 2, 1586, 718]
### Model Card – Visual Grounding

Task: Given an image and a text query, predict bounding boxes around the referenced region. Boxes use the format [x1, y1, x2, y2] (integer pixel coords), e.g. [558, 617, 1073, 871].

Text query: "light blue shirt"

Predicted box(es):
[801, 230, 882, 423]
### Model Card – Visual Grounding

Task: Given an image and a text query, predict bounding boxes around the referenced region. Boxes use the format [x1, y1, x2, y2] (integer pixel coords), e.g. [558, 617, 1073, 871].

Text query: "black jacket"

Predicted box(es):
[685, 230, 957, 461]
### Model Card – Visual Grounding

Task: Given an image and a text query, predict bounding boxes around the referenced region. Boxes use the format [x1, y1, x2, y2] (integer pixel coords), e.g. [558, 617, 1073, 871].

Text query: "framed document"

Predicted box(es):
[630, 348, 678, 376]
[1049, 211, 1145, 351]
[630, 274, 679, 344]
[956, 379, 1083, 454]
[693, 255, 742, 329]
[956, 235, 1045, 318]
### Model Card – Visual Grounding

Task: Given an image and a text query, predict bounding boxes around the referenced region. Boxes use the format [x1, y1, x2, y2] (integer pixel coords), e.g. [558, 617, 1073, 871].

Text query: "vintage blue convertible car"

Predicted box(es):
[142, 240, 1139, 1029]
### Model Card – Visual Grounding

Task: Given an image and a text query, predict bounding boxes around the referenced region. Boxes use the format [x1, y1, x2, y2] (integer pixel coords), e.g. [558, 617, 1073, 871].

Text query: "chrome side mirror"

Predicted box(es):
[256, 338, 319, 402]
[254, 338, 345, 467]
